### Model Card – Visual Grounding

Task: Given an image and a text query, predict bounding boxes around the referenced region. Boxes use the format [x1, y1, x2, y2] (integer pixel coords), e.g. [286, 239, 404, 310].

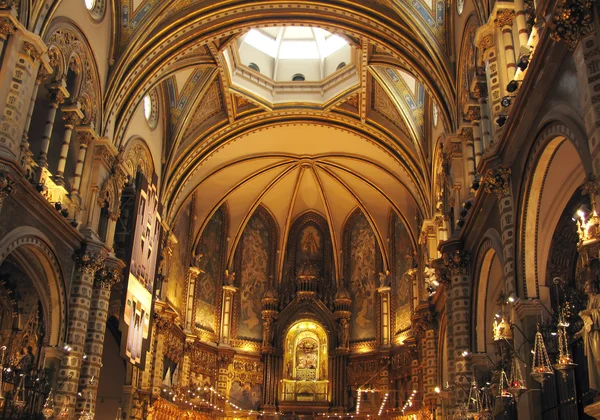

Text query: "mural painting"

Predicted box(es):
[236, 213, 270, 341]
[194, 207, 225, 333]
[348, 212, 378, 342]
[393, 213, 414, 333]
[164, 196, 191, 314]
[229, 382, 262, 410]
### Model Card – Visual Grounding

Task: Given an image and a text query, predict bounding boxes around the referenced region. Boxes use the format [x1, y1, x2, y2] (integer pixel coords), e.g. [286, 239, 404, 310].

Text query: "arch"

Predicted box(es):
[0, 227, 67, 347]
[472, 230, 504, 353]
[103, 3, 456, 143]
[519, 123, 587, 300]
[275, 299, 337, 352]
[44, 18, 103, 128]
[121, 136, 155, 181]
[456, 14, 479, 118]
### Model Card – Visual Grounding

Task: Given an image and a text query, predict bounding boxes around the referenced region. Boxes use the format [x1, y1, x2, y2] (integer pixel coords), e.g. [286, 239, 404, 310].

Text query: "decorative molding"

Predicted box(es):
[550, 0, 594, 50]
[494, 9, 515, 27]
[442, 250, 470, 276]
[73, 249, 106, 275]
[0, 171, 16, 213]
[483, 167, 511, 198]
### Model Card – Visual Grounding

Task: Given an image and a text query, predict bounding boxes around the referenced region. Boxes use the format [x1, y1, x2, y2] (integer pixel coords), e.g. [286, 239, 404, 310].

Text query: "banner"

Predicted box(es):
[120, 171, 162, 368]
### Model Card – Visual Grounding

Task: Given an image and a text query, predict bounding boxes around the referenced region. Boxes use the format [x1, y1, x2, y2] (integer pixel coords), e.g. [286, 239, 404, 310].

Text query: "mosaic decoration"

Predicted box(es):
[392, 0, 445, 42]
[235, 212, 270, 341]
[347, 211, 379, 342]
[392, 213, 414, 333]
[194, 207, 227, 334]
[164, 196, 191, 314]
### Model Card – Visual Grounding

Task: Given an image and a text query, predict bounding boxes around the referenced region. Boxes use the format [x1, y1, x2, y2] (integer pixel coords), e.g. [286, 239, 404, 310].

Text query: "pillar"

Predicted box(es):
[20, 67, 47, 169]
[378, 284, 392, 347]
[460, 127, 476, 188]
[77, 264, 123, 416]
[70, 128, 94, 200]
[0, 12, 51, 162]
[37, 81, 68, 171]
[54, 104, 83, 187]
[441, 249, 471, 408]
[514, 0, 530, 47]
[55, 248, 106, 418]
[495, 9, 517, 81]
[220, 274, 237, 345]
[472, 81, 492, 152]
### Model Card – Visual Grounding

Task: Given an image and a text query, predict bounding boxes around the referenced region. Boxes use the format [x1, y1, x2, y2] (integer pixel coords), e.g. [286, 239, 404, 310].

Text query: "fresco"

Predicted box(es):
[393, 213, 414, 333]
[349, 213, 377, 342]
[164, 196, 191, 314]
[194, 208, 225, 333]
[229, 382, 262, 410]
[237, 213, 269, 340]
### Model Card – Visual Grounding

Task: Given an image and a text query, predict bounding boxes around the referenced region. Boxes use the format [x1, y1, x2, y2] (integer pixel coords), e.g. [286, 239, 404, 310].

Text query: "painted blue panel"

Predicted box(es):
[436, 1, 445, 26]
[412, 0, 435, 27]
[167, 79, 176, 108]
[122, 5, 129, 28]
[417, 85, 425, 108]
[404, 95, 417, 110]
[385, 68, 399, 83]
[131, 3, 152, 29]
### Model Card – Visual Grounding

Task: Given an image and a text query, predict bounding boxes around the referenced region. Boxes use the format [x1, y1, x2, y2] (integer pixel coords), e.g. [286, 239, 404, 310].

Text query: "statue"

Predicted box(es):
[576, 275, 600, 391]
[337, 318, 349, 349]
[224, 269, 236, 287]
[378, 270, 390, 288]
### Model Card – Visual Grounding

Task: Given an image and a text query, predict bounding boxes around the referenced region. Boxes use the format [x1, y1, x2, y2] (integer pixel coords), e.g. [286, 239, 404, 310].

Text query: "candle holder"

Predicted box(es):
[42, 389, 55, 419]
[507, 356, 527, 400]
[531, 324, 554, 383]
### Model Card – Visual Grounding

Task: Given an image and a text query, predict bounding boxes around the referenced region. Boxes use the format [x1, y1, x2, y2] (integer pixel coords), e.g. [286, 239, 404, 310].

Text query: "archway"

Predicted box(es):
[281, 319, 329, 403]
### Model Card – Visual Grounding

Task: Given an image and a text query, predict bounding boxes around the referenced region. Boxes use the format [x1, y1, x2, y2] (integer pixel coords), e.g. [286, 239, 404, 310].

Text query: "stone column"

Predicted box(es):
[332, 288, 351, 410]
[483, 167, 516, 295]
[37, 81, 68, 171]
[220, 272, 237, 345]
[495, 9, 517, 81]
[463, 105, 482, 169]
[460, 127, 476, 188]
[216, 352, 234, 409]
[77, 264, 123, 416]
[261, 286, 279, 412]
[572, 30, 600, 174]
[472, 81, 492, 152]
[54, 104, 83, 187]
[185, 265, 201, 333]
[20, 67, 48, 169]
[378, 283, 392, 348]
[513, 0, 530, 47]
[441, 249, 471, 407]
[0, 13, 51, 162]
[70, 127, 95, 200]
[55, 248, 106, 418]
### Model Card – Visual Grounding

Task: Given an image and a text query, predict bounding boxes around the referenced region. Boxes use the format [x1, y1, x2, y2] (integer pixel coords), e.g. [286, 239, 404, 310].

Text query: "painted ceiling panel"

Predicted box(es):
[290, 167, 328, 222]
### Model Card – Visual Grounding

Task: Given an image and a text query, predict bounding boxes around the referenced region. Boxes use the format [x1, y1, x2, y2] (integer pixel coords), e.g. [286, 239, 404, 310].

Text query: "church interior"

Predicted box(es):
[0, 0, 600, 418]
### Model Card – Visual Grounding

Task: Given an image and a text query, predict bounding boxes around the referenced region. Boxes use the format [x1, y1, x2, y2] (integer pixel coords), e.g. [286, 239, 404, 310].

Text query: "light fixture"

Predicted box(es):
[501, 96, 516, 107]
[496, 115, 508, 127]
[506, 80, 522, 93]
[517, 55, 530, 71]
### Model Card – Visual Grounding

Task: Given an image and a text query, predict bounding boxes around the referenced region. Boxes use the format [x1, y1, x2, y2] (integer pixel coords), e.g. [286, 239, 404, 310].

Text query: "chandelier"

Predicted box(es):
[531, 324, 554, 383]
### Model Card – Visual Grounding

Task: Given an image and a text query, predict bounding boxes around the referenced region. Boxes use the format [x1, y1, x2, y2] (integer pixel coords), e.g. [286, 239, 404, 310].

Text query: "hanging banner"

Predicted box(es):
[120, 171, 162, 368]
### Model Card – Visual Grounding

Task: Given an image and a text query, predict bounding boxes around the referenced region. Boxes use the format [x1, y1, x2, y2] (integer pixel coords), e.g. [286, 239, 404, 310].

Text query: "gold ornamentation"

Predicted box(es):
[230, 357, 263, 386]
[62, 111, 81, 128]
[443, 250, 470, 276]
[461, 127, 474, 143]
[477, 35, 494, 51]
[495, 9, 516, 27]
[483, 167, 511, 198]
[0, 0, 19, 9]
[0, 171, 16, 212]
[21, 42, 41, 61]
[93, 267, 123, 289]
[0, 18, 15, 36]
[463, 106, 481, 122]
[73, 250, 106, 274]
[550, 0, 594, 50]
[188, 342, 217, 376]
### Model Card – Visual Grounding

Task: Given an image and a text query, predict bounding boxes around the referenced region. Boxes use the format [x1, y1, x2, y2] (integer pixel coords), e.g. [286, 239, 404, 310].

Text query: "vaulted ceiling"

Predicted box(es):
[100, 0, 459, 259]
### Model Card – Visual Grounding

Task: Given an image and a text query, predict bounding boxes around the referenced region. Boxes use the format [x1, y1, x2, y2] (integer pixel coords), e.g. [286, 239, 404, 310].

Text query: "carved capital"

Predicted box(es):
[62, 111, 81, 129]
[472, 83, 488, 100]
[21, 42, 41, 61]
[582, 176, 600, 199]
[0, 17, 15, 37]
[550, 0, 594, 50]
[463, 106, 481, 122]
[495, 9, 515, 27]
[0, 0, 20, 10]
[73, 250, 106, 275]
[0, 171, 16, 211]
[483, 167, 512, 198]
[47, 89, 65, 107]
[94, 267, 123, 289]
[443, 250, 470, 276]
[77, 130, 94, 147]
[36, 66, 50, 83]
[460, 127, 474, 143]
[477, 34, 494, 51]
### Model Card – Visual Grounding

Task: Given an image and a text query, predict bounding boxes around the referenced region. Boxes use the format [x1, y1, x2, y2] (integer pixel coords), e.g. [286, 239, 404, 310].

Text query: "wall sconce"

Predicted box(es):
[506, 80, 522, 93]
[517, 55, 530, 71]
[501, 96, 517, 107]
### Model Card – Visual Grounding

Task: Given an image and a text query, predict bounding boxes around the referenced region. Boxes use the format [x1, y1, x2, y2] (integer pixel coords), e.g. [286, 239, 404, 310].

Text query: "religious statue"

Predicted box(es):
[378, 270, 390, 288]
[337, 318, 349, 349]
[576, 276, 600, 391]
[224, 269, 236, 286]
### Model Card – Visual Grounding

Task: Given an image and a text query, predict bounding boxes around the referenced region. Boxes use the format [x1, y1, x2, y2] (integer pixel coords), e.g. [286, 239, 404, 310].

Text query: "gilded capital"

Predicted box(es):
[550, 0, 594, 50]
[94, 267, 123, 289]
[443, 250, 470, 276]
[73, 250, 106, 275]
[461, 127, 474, 143]
[0, 17, 15, 37]
[0, 171, 16, 212]
[463, 106, 481, 122]
[21, 42, 41, 61]
[495, 9, 515, 27]
[483, 167, 512, 198]
[62, 111, 81, 129]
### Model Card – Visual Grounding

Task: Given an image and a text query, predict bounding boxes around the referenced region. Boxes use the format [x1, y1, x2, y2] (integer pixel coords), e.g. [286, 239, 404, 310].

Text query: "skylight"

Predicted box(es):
[243, 28, 348, 60]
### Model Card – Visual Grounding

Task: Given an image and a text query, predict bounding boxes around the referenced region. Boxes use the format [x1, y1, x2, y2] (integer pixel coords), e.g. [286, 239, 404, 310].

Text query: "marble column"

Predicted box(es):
[220, 273, 237, 345]
[378, 283, 392, 348]
[495, 9, 517, 81]
[77, 264, 123, 416]
[70, 128, 95, 201]
[20, 67, 48, 169]
[53, 104, 83, 187]
[37, 81, 68, 171]
[55, 248, 106, 418]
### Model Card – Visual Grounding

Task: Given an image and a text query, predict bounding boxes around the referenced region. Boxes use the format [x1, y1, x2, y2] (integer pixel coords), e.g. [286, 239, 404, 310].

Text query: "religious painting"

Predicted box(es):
[164, 195, 192, 314]
[297, 225, 323, 264]
[194, 206, 226, 333]
[235, 212, 270, 341]
[393, 213, 414, 333]
[120, 171, 162, 368]
[229, 382, 262, 410]
[347, 211, 378, 342]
